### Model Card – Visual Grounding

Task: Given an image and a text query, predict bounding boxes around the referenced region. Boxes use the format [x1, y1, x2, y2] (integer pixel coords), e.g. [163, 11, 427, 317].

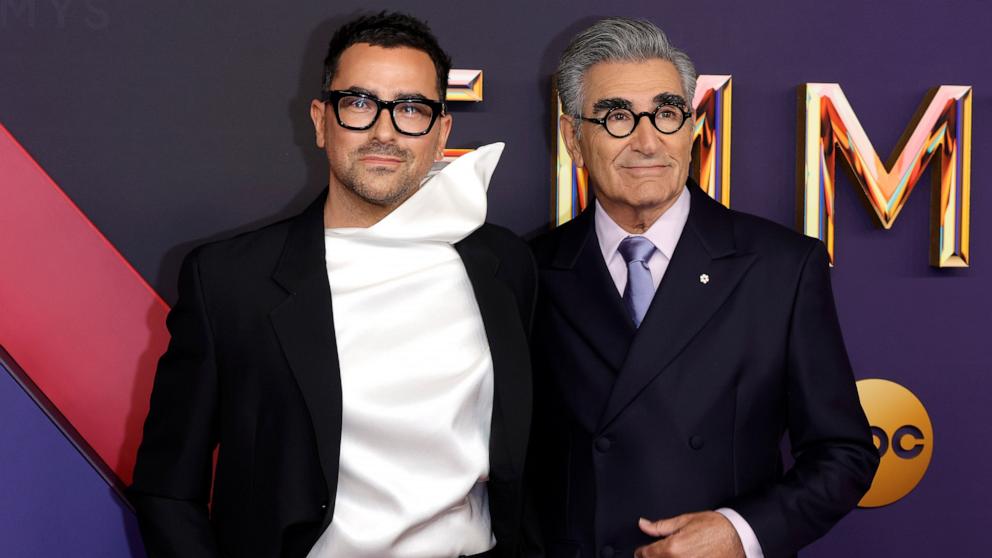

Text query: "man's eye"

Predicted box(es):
[344, 97, 372, 110]
[657, 106, 681, 120]
[393, 103, 433, 122]
[607, 111, 631, 121]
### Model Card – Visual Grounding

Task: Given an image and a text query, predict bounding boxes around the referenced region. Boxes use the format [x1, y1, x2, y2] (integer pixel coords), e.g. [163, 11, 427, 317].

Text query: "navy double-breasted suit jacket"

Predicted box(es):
[529, 181, 879, 558]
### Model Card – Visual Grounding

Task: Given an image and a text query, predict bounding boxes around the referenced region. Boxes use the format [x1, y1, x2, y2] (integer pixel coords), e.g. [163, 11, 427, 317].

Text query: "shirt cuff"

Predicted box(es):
[715, 507, 764, 558]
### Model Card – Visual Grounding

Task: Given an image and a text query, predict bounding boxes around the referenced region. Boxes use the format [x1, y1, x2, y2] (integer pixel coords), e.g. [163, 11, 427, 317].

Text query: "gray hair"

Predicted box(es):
[556, 17, 697, 118]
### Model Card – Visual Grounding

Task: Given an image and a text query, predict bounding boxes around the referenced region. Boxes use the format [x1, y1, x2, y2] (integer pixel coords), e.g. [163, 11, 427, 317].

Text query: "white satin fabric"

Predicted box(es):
[307, 144, 505, 558]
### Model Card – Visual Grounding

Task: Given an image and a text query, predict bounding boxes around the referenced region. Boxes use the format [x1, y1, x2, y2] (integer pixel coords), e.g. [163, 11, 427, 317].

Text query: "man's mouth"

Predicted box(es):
[620, 163, 672, 175]
[360, 155, 404, 165]
[356, 141, 409, 166]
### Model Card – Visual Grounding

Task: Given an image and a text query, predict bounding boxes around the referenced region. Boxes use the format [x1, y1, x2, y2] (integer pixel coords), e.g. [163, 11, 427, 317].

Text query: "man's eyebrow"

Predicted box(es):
[343, 86, 433, 102]
[345, 85, 378, 97]
[654, 92, 689, 108]
[592, 97, 632, 112]
[394, 91, 432, 101]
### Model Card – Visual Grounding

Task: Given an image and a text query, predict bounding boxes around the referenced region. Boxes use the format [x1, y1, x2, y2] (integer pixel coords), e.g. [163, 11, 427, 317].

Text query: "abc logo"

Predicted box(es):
[856, 379, 933, 508]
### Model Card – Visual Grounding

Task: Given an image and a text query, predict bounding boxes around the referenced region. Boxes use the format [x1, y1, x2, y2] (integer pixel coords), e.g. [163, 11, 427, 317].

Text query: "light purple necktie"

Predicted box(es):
[618, 236, 657, 327]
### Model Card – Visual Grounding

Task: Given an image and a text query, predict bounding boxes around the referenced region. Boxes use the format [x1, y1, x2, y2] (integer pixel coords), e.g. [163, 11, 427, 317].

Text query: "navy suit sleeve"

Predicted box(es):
[730, 241, 879, 557]
[127, 248, 221, 557]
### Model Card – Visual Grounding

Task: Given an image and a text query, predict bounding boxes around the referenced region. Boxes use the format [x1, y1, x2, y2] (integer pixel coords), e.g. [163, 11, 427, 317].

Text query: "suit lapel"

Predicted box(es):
[543, 209, 635, 372]
[455, 232, 531, 481]
[598, 185, 757, 431]
[269, 191, 342, 527]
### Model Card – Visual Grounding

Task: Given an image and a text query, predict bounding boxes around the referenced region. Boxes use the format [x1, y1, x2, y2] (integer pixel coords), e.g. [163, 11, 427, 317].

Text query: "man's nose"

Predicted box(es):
[370, 107, 397, 141]
[628, 115, 663, 155]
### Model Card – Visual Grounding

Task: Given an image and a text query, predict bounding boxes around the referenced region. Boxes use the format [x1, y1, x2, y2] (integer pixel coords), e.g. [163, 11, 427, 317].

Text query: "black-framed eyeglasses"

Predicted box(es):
[321, 90, 445, 136]
[580, 104, 692, 138]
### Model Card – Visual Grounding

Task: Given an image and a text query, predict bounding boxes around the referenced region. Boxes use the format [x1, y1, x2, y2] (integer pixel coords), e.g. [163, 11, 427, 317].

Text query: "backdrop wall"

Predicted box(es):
[1, 1, 988, 556]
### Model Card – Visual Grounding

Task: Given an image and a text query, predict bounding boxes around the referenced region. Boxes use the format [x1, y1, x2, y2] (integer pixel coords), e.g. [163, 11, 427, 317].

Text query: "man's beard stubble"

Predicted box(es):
[339, 140, 425, 208]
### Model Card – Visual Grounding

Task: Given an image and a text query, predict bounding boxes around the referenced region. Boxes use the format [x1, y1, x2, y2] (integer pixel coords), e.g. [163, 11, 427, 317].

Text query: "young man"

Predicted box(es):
[129, 13, 537, 558]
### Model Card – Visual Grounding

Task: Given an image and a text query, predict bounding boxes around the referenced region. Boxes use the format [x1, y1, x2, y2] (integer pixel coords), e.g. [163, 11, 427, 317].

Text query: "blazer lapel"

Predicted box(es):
[269, 191, 342, 527]
[543, 209, 636, 372]
[455, 233, 531, 481]
[598, 185, 757, 431]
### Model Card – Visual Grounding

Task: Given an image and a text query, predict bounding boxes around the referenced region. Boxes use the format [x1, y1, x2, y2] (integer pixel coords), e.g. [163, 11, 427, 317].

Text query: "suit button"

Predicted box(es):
[689, 435, 705, 450]
[600, 545, 615, 558]
[319, 502, 328, 511]
[595, 437, 612, 452]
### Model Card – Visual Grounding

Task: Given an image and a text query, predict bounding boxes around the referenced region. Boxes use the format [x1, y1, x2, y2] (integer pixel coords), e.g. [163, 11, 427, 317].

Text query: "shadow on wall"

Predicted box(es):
[118, 299, 176, 485]
[523, 14, 605, 241]
[287, 12, 363, 217]
[152, 13, 363, 305]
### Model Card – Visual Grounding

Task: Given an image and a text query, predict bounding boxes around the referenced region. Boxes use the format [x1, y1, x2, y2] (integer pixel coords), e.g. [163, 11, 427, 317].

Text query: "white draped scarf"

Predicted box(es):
[307, 143, 505, 558]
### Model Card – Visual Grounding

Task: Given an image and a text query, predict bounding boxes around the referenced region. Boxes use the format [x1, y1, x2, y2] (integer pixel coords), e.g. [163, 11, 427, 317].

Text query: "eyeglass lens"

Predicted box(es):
[337, 95, 435, 134]
[605, 105, 685, 136]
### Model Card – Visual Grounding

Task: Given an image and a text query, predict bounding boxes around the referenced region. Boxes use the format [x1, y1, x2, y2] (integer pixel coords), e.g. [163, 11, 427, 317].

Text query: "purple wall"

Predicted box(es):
[0, 353, 145, 557]
[1, 0, 988, 555]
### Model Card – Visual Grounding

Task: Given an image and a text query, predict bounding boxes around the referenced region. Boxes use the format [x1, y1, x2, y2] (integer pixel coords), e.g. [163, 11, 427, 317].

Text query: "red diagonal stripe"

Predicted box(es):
[0, 123, 170, 485]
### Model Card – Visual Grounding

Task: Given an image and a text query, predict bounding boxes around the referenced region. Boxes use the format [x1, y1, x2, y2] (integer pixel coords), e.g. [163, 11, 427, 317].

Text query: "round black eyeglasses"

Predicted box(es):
[321, 90, 445, 136]
[580, 104, 692, 138]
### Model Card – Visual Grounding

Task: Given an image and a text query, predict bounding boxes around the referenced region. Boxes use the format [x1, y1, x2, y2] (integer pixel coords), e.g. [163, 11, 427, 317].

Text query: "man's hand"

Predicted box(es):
[634, 511, 745, 558]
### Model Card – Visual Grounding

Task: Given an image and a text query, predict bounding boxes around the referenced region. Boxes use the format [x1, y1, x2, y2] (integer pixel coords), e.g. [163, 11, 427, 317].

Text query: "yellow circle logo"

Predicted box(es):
[856, 379, 933, 507]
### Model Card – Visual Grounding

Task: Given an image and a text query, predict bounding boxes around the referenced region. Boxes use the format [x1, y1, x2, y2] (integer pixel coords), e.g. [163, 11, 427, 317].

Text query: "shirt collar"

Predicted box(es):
[594, 184, 690, 261]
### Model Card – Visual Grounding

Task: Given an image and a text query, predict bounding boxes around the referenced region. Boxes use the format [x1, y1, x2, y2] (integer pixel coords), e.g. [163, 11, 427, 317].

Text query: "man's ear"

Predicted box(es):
[310, 99, 327, 149]
[434, 113, 453, 160]
[686, 112, 695, 164]
[560, 114, 584, 168]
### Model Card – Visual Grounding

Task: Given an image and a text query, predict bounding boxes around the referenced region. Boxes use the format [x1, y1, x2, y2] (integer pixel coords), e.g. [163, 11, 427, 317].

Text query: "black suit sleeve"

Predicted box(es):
[729, 241, 879, 557]
[518, 247, 545, 558]
[127, 248, 221, 557]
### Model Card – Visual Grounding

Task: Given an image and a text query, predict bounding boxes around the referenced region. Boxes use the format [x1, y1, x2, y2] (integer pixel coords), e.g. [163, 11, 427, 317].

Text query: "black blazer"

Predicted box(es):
[529, 182, 879, 558]
[129, 192, 539, 557]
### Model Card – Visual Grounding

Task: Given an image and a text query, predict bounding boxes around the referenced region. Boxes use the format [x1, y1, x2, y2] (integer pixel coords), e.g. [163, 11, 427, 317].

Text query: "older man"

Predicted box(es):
[129, 12, 537, 558]
[530, 17, 878, 558]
